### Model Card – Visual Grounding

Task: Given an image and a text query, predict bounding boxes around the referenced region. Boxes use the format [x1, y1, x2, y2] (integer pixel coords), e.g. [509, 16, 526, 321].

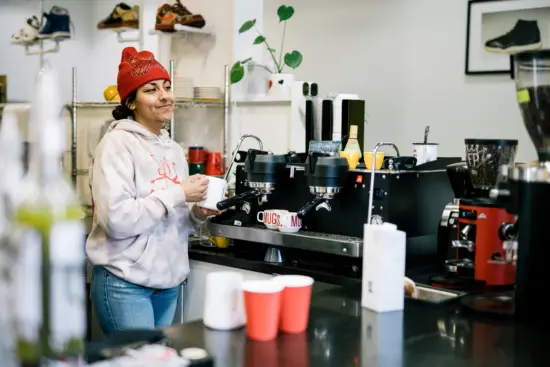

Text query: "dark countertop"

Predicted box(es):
[159, 284, 545, 367]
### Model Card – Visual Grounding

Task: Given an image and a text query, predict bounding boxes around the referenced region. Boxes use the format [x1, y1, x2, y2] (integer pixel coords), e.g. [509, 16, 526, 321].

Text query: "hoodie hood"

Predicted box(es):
[108, 118, 172, 146]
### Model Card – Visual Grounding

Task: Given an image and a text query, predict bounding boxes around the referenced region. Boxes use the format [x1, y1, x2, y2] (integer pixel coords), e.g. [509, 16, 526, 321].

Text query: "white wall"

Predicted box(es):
[263, 0, 536, 163]
[0, 0, 151, 102]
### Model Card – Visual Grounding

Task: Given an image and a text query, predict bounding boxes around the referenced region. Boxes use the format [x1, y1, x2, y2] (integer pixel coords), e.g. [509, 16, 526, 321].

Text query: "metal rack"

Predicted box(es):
[66, 62, 231, 185]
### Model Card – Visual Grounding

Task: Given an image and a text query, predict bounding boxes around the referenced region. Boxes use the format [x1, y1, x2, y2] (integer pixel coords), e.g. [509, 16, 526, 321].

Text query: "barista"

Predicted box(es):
[86, 47, 218, 334]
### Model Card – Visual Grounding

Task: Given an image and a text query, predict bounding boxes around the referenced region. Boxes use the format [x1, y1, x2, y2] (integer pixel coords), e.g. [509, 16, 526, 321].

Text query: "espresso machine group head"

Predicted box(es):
[216, 150, 287, 210]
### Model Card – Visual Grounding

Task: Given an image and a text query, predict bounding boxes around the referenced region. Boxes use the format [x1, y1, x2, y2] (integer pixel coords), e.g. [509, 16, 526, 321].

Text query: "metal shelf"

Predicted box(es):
[68, 99, 222, 109]
[206, 222, 362, 258]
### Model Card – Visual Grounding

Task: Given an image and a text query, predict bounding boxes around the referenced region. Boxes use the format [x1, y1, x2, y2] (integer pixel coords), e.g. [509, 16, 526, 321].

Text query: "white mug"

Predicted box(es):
[278, 212, 302, 233]
[203, 271, 246, 330]
[257, 209, 289, 230]
[413, 143, 438, 166]
[199, 176, 227, 211]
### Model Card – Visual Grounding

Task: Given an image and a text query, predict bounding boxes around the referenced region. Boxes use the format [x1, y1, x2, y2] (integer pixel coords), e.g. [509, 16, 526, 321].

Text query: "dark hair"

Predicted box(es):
[112, 90, 137, 120]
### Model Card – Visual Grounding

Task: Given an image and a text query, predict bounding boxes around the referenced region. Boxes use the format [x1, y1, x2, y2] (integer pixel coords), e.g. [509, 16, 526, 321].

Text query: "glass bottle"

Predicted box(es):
[344, 125, 362, 159]
[14, 69, 86, 365]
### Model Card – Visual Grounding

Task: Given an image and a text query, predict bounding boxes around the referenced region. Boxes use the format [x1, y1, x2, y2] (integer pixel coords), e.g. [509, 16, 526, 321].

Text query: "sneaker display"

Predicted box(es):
[38, 6, 71, 39]
[11, 16, 40, 44]
[155, 0, 205, 31]
[485, 19, 542, 54]
[98, 3, 140, 30]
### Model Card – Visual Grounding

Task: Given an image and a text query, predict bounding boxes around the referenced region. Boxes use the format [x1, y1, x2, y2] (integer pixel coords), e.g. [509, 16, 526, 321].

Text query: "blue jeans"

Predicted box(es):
[90, 266, 181, 335]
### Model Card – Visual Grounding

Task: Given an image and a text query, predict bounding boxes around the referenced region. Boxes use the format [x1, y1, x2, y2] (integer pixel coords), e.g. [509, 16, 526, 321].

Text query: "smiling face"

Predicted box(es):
[129, 79, 174, 134]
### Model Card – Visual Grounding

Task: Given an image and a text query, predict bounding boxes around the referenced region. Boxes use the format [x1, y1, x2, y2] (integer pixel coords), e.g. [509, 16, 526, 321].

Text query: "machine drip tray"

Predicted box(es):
[407, 285, 466, 305]
[206, 222, 363, 257]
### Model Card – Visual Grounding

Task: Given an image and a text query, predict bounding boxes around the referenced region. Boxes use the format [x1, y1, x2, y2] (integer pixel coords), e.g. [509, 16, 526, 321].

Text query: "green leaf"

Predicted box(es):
[230, 62, 245, 84]
[239, 19, 256, 33]
[253, 35, 265, 45]
[277, 5, 294, 22]
[284, 50, 302, 69]
[241, 57, 252, 64]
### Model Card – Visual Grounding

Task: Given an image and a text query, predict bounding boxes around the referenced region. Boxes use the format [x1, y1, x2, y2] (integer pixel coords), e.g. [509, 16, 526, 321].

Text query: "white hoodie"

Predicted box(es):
[86, 119, 205, 289]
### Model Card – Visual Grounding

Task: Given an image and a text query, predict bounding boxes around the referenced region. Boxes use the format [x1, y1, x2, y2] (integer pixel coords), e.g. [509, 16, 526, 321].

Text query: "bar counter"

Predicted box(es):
[156, 283, 543, 367]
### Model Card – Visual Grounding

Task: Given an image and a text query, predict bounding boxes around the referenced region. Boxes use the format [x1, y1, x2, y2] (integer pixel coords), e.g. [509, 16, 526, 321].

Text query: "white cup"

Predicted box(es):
[413, 143, 438, 166]
[199, 176, 227, 211]
[257, 209, 289, 230]
[277, 212, 302, 233]
[203, 271, 246, 330]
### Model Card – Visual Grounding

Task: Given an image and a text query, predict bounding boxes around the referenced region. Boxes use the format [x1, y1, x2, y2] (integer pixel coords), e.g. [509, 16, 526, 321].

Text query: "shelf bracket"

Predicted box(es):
[24, 39, 61, 55]
[115, 29, 140, 43]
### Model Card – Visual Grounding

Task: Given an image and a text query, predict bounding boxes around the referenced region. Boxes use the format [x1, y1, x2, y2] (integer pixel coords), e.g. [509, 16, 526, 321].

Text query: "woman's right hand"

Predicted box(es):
[180, 174, 209, 202]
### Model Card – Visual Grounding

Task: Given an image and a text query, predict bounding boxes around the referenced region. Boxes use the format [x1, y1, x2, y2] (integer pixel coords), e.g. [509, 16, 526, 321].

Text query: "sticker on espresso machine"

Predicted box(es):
[517, 89, 530, 104]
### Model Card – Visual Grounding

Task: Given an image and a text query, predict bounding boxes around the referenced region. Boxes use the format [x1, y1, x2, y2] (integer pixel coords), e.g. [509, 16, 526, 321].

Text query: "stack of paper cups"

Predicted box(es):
[362, 222, 406, 312]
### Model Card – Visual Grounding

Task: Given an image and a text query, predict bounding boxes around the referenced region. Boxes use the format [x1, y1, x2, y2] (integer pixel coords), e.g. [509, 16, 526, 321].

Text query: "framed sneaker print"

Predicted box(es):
[465, 0, 550, 75]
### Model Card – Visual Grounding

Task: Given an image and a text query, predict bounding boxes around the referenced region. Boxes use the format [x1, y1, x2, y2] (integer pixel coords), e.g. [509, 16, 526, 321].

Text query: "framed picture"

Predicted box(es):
[465, 0, 550, 75]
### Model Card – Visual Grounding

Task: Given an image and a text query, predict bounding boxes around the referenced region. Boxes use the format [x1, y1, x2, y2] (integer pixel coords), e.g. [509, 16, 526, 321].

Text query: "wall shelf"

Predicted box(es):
[149, 24, 213, 38]
[232, 96, 292, 105]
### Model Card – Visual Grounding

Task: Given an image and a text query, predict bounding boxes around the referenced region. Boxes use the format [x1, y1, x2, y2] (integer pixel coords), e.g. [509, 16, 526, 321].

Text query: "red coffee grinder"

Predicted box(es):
[453, 139, 518, 288]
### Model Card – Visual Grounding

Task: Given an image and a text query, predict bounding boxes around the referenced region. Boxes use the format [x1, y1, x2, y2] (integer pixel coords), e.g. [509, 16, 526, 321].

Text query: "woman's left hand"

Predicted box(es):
[199, 191, 228, 217]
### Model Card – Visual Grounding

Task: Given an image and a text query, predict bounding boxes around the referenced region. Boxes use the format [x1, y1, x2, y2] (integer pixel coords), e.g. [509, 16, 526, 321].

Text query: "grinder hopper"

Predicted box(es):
[464, 139, 518, 193]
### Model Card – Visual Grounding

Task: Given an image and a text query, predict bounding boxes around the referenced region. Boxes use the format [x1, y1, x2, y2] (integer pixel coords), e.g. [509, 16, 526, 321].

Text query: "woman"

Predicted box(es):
[87, 47, 217, 334]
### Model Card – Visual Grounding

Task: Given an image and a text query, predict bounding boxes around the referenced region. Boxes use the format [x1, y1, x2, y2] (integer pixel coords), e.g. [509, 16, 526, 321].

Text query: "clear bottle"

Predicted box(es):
[14, 69, 86, 365]
[0, 107, 23, 367]
[344, 125, 362, 159]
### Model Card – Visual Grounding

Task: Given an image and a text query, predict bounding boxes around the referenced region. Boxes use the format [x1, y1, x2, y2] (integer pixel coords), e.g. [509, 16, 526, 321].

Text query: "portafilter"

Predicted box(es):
[297, 152, 349, 218]
[216, 149, 287, 210]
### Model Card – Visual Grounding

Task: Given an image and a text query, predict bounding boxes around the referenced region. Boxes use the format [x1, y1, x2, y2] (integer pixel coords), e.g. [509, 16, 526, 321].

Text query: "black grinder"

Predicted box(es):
[216, 150, 287, 210]
[297, 152, 349, 218]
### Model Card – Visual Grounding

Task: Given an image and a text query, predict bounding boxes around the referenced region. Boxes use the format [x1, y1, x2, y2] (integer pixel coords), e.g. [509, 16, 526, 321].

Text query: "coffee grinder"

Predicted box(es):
[485, 49, 550, 323]
[432, 140, 518, 290]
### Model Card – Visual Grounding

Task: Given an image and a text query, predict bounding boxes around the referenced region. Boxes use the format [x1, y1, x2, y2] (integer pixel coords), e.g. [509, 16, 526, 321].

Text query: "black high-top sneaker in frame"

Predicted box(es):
[485, 19, 542, 54]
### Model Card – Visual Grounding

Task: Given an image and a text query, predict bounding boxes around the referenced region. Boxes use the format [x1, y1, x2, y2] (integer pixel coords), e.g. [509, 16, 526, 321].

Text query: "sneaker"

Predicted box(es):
[11, 16, 40, 44]
[38, 6, 71, 39]
[98, 3, 139, 29]
[485, 19, 542, 54]
[155, 1, 205, 31]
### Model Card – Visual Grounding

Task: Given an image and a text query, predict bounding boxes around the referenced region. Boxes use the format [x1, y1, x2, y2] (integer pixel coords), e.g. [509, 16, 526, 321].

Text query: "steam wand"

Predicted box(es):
[367, 142, 400, 224]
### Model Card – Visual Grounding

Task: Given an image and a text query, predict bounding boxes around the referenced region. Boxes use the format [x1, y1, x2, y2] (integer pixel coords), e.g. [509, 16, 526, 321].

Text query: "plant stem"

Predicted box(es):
[251, 62, 273, 74]
[278, 20, 287, 72]
[255, 26, 280, 73]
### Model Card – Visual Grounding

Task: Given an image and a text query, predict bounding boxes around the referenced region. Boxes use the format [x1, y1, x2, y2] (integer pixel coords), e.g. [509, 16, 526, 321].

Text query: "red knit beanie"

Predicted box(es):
[117, 47, 171, 103]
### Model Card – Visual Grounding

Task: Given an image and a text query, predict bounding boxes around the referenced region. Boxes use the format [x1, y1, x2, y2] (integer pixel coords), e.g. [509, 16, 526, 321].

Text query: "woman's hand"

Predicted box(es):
[180, 174, 209, 203]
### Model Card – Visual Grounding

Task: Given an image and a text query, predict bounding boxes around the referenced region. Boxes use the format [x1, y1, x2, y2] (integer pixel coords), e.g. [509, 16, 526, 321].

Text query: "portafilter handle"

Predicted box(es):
[216, 188, 261, 211]
[297, 196, 327, 219]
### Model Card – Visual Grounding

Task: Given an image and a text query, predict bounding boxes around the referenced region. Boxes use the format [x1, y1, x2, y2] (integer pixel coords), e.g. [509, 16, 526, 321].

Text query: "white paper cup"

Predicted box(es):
[413, 143, 438, 166]
[203, 271, 246, 330]
[199, 176, 227, 211]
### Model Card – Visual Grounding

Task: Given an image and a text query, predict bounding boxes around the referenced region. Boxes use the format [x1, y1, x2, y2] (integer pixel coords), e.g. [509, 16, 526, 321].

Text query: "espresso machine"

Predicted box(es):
[432, 140, 518, 290]
[486, 49, 550, 322]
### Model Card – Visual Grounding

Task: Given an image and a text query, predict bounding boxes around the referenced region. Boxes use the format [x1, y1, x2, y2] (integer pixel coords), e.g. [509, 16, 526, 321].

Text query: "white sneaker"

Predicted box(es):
[11, 16, 40, 44]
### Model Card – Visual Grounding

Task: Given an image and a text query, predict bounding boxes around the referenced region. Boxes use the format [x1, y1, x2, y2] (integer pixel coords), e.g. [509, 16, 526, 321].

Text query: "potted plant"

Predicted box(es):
[230, 5, 303, 97]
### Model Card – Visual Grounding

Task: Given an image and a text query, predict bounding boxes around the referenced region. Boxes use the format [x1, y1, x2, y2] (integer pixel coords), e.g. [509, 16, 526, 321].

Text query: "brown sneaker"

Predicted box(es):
[98, 3, 139, 29]
[155, 1, 205, 31]
[172, 0, 205, 28]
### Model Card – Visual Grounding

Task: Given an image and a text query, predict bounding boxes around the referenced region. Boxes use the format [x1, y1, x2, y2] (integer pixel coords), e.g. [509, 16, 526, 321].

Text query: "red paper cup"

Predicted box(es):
[273, 275, 314, 333]
[243, 280, 284, 341]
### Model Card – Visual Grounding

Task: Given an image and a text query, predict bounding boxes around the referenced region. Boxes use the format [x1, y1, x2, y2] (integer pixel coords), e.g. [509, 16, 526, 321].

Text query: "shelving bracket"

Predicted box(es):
[114, 28, 140, 43]
[24, 39, 61, 56]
